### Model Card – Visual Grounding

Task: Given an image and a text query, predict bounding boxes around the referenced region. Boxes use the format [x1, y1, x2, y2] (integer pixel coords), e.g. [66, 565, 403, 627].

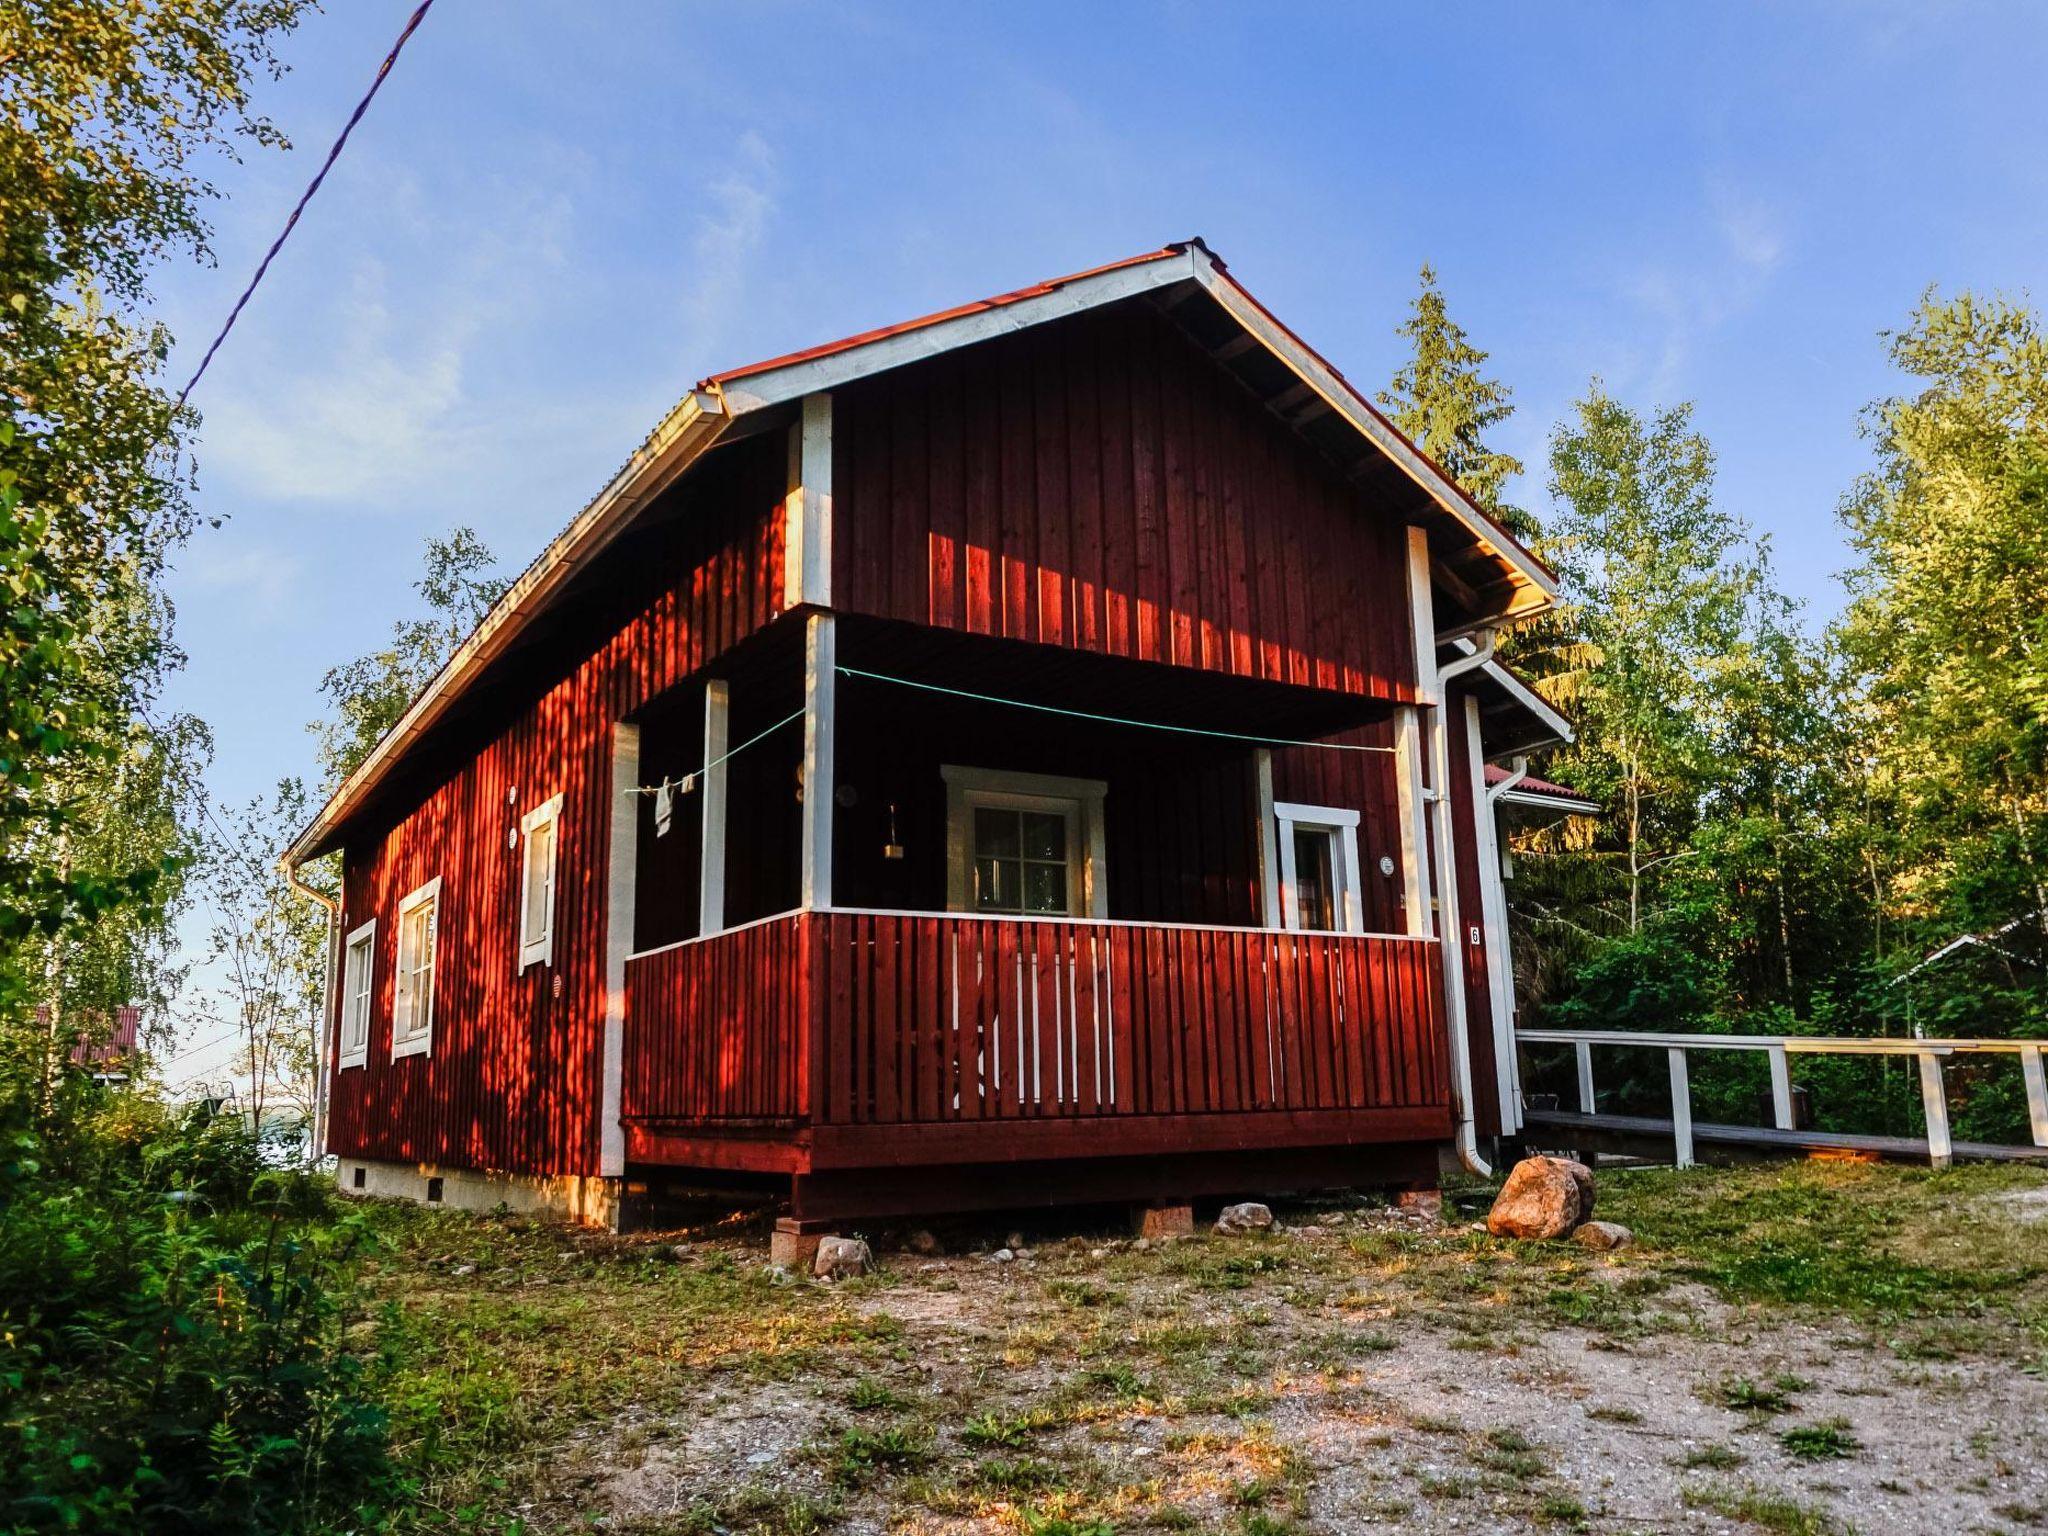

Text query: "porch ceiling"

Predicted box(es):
[833, 615, 1395, 748]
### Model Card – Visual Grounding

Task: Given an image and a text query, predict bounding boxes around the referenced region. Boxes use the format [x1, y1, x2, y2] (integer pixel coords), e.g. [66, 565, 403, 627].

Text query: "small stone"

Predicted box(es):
[1133, 1237, 1151, 1251]
[1294, 1224, 1326, 1238]
[451, 1263, 477, 1277]
[763, 1262, 797, 1286]
[1396, 1188, 1444, 1223]
[991, 1247, 1015, 1263]
[746, 1450, 775, 1465]
[1571, 1220, 1634, 1252]
[1013, 1247, 1034, 1260]
[1088, 1247, 1108, 1259]
[907, 1228, 943, 1256]
[668, 1243, 692, 1261]
[1006, 1230, 1027, 1251]
[1215, 1201, 1275, 1235]
[1487, 1156, 1596, 1240]
[812, 1236, 873, 1281]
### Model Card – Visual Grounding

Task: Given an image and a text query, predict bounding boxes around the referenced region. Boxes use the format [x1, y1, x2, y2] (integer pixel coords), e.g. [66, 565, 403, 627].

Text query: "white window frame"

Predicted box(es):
[392, 876, 442, 1061]
[941, 765, 1108, 918]
[517, 792, 563, 972]
[338, 918, 376, 1070]
[1273, 802, 1364, 934]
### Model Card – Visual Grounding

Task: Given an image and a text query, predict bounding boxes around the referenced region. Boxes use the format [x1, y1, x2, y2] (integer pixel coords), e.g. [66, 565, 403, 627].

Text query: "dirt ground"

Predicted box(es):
[461, 1174, 2048, 1536]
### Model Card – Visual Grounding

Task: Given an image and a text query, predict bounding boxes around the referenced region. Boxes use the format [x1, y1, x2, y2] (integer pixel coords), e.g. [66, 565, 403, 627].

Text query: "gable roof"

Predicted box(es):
[1485, 764, 1600, 818]
[286, 239, 1557, 868]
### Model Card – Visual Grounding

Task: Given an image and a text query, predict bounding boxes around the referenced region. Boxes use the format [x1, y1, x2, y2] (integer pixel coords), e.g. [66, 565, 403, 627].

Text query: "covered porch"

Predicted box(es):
[611, 615, 1455, 1213]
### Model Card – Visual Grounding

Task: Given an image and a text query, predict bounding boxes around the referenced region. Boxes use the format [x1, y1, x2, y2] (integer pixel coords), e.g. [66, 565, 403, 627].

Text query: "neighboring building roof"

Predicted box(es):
[1485, 764, 1600, 817]
[287, 239, 1561, 867]
[53, 1004, 141, 1067]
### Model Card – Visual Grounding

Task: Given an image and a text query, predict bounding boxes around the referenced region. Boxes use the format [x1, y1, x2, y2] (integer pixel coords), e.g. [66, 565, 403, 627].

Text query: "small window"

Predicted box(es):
[339, 918, 376, 1069]
[942, 766, 1108, 918]
[518, 793, 563, 971]
[393, 877, 441, 1060]
[1273, 803, 1363, 934]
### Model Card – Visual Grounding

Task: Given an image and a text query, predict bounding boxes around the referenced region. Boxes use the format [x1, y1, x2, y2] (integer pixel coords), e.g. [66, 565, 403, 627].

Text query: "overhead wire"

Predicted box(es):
[175, 0, 438, 409]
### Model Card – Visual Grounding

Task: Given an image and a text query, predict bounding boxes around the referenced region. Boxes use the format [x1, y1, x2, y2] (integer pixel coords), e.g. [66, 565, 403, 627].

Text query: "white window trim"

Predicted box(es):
[392, 876, 442, 1061]
[941, 764, 1108, 918]
[338, 917, 376, 1070]
[517, 792, 563, 972]
[1273, 801, 1364, 934]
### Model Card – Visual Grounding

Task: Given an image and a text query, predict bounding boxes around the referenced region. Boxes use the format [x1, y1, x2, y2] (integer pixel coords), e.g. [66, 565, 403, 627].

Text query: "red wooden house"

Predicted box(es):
[287, 240, 1579, 1234]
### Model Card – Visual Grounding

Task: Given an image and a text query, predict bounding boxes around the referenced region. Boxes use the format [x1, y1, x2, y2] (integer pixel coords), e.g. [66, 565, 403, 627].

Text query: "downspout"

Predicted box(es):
[1484, 753, 1531, 1134]
[285, 860, 341, 1170]
[1431, 629, 1497, 1175]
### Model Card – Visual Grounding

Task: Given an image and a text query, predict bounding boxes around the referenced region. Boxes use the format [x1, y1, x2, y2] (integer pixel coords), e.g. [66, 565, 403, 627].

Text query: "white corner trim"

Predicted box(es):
[941, 764, 1109, 918]
[1254, 749, 1282, 930]
[517, 792, 563, 973]
[785, 394, 834, 609]
[601, 723, 639, 1179]
[391, 875, 441, 1062]
[338, 916, 376, 1070]
[801, 615, 837, 909]
[699, 681, 730, 936]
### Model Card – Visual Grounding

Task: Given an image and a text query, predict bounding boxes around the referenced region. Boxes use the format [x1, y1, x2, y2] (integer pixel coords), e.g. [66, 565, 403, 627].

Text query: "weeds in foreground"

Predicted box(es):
[1779, 1420, 1860, 1461]
[1682, 1480, 1853, 1535]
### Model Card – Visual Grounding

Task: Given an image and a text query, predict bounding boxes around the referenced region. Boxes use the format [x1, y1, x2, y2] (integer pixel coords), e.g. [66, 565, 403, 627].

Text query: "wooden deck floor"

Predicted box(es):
[1524, 1109, 2048, 1166]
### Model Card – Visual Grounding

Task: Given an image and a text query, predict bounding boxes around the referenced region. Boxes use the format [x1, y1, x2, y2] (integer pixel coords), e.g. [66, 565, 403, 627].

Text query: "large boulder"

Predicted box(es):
[1486, 1156, 1596, 1240]
[1215, 1201, 1275, 1235]
[812, 1236, 873, 1281]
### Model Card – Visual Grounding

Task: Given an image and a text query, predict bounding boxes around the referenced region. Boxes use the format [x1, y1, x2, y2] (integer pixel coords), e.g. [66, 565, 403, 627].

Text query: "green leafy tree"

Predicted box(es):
[1840, 289, 2048, 948]
[1537, 386, 1758, 932]
[311, 526, 506, 789]
[1, 0, 308, 1100]
[1380, 263, 1532, 533]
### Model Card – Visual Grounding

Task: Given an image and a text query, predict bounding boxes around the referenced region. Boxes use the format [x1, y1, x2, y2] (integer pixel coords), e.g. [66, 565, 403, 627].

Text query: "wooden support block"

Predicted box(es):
[1132, 1203, 1195, 1239]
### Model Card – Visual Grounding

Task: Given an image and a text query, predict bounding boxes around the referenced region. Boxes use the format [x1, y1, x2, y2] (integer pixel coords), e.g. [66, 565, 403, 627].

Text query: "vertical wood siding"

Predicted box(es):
[832, 303, 1417, 702]
[323, 434, 788, 1177]
[1268, 720, 1409, 935]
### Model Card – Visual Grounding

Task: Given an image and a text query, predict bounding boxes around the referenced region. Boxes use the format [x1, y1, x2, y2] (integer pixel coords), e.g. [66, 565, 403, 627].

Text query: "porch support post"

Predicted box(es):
[699, 680, 729, 936]
[784, 393, 834, 610]
[1253, 748, 1282, 929]
[600, 720, 641, 1181]
[1918, 1051, 1952, 1169]
[2023, 1045, 2048, 1148]
[801, 613, 836, 909]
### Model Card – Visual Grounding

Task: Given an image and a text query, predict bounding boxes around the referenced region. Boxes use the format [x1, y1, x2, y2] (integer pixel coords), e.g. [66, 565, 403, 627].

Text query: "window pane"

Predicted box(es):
[1293, 828, 1336, 931]
[524, 821, 553, 940]
[974, 807, 1020, 859]
[975, 856, 1019, 911]
[1022, 860, 1067, 914]
[1021, 811, 1065, 862]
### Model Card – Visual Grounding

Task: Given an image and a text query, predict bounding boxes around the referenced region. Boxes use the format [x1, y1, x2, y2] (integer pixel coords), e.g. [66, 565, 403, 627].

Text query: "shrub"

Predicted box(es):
[0, 1085, 392, 1533]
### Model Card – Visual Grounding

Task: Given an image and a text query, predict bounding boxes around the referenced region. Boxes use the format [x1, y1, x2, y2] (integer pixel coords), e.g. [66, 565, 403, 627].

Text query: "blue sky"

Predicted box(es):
[153, 2, 2048, 1073]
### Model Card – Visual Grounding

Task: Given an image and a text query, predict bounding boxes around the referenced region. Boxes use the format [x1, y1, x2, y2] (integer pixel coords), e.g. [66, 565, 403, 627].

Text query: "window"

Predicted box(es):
[338, 918, 376, 1069]
[393, 877, 441, 1059]
[942, 766, 1108, 918]
[1273, 803, 1363, 933]
[518, 793, 562, 971]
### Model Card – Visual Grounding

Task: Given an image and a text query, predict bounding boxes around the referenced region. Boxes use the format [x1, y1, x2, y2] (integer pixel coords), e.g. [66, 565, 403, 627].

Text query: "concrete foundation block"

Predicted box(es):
[770, 1220, 824, 1270]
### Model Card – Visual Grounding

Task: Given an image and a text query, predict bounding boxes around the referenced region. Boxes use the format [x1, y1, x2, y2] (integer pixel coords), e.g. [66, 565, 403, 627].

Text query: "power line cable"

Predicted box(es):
[176, 0, 437, 409]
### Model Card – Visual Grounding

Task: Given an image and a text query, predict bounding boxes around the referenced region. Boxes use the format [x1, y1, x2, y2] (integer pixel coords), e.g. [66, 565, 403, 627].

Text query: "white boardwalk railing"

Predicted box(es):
[1515, 1028, 2048, 1171]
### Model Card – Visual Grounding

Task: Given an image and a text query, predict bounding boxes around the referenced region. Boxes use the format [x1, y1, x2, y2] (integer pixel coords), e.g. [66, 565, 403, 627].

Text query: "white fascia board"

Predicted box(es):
[285, 391, 728, 868]
[1183, 251, 1559, 613]
[1481, 657, 1573, 746]
[1498, 787, 1601, 817]
[713, 251, 1204, 413]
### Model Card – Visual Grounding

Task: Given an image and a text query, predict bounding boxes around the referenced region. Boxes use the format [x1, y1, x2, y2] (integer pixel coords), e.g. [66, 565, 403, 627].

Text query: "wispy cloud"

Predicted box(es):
[679, 130, 778, 362]
[181, 543, 303, 623]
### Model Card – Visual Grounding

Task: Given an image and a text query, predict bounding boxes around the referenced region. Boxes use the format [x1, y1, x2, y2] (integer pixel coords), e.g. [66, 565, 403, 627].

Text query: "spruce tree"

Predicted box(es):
[1380, 264, 1534, 535]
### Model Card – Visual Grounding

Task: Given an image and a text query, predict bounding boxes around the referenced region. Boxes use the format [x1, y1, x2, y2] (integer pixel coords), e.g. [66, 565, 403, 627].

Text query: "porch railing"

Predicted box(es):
[812, 909, 1448, 1126]
[621, 909, 1449, 1134]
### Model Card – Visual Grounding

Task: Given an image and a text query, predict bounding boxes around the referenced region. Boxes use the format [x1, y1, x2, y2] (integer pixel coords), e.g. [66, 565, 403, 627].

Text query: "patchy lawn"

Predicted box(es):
[351, 1161, 2048, 1535]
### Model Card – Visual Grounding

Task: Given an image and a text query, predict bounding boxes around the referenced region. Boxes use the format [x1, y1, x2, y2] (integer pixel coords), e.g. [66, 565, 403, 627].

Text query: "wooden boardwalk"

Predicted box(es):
[1525, 1108, 2048, 1167]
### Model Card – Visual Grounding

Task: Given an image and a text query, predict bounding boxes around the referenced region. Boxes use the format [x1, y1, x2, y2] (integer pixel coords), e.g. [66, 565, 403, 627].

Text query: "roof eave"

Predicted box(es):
[284, 389, 729, 867]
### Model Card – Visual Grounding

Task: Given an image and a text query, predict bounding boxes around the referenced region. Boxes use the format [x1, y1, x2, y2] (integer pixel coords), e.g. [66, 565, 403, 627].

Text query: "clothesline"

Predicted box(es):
[834, 665, 1398, 753]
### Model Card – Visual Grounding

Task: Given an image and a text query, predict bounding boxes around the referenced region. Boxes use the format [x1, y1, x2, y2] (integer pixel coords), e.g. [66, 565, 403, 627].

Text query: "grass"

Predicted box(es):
[332, 1160, 2047, 1532]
